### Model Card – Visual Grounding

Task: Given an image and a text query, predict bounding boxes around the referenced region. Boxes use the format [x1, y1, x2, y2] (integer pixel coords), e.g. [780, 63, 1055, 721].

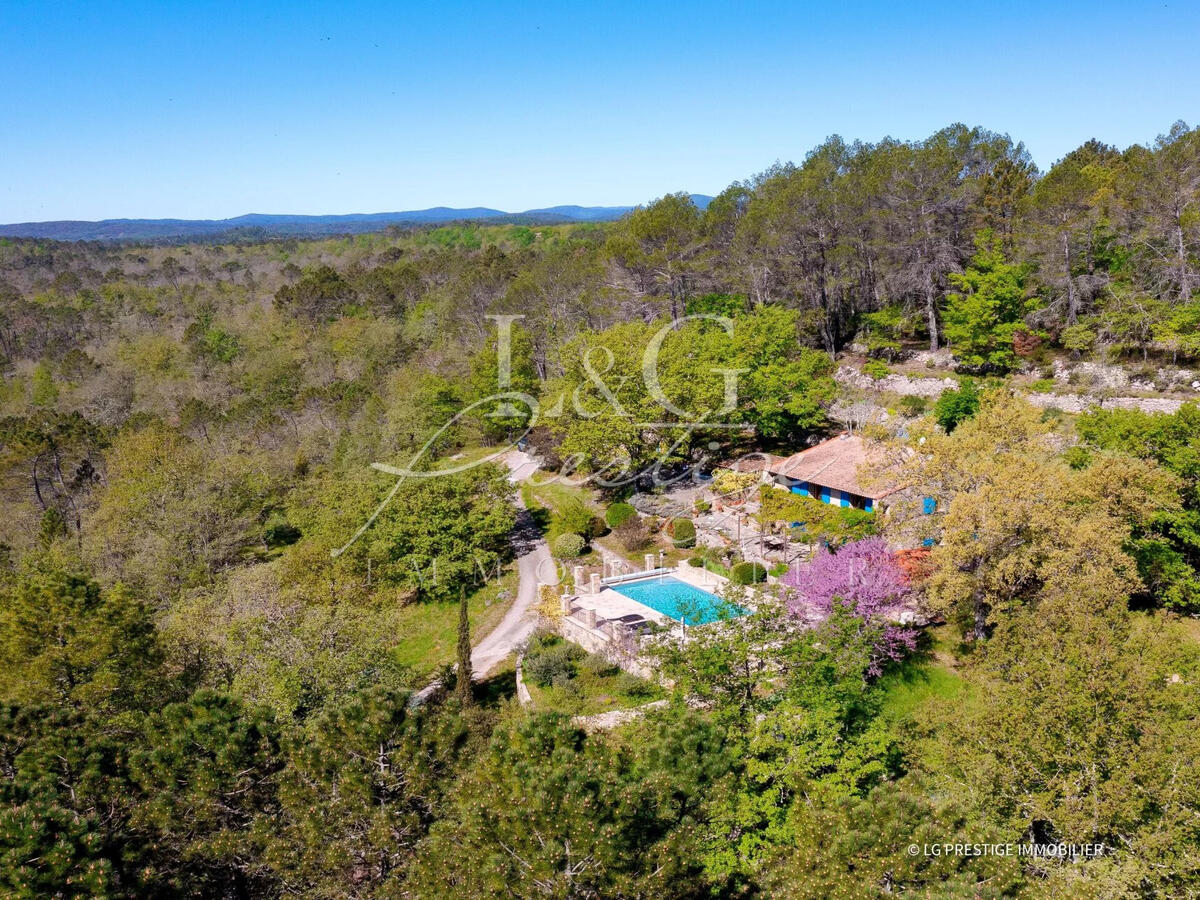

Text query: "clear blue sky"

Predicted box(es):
[2, 0, 1198, 222]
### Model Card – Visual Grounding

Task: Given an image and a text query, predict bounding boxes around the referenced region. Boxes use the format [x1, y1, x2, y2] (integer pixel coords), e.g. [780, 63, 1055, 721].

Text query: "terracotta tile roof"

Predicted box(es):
[894, 548, 933, 582]
[768, 434, 897, 499]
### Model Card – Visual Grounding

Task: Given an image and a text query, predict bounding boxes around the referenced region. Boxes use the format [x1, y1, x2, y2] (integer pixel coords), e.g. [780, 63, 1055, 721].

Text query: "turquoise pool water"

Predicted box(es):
[608, 576, 747, 625]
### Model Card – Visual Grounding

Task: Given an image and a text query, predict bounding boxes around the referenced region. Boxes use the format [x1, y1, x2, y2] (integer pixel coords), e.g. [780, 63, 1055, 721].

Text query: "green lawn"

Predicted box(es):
[389, 566, 519, 674]
[524, 474, 600, 513]
[877, 662, 967, 725]
[876, 626, 971, 727]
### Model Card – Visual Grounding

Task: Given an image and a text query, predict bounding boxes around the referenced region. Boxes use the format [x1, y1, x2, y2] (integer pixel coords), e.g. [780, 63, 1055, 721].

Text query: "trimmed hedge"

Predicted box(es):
[687, 556, 705, 567]
[670, 517, 696, 549]
[730, 561, 767, 584]
[605, 502, 637, 528]
[552, 532, 586, 558]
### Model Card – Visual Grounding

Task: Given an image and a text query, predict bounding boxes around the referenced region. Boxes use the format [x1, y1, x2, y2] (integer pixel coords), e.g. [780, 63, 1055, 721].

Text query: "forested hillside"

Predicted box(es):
[2, 122, 1200, 898]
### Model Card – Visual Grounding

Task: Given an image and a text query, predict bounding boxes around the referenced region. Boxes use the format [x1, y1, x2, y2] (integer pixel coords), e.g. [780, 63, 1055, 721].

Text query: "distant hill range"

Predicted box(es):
[0, 195, 714, 242]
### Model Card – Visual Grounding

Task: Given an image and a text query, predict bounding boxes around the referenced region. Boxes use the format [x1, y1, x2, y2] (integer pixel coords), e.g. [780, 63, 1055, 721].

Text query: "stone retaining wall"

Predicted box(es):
[556, 608, 656, 679]
[1023, 392, 1186, 415]
[835, 365, 1192, 415]
[835, 366, 956, 397]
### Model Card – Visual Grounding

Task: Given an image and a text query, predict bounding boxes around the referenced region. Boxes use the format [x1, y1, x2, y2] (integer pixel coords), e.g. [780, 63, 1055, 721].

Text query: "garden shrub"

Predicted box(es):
[898, 395, 927, 417]
[615, 672, 655, 699]
[605, 502, 637, 528]
[525, 629, 558, 653]
[614, 518, 652, 551]
[552, 532, 586, 558]
[579, 652, 619, 678]
[587, 515, 609, 539]
[862, 358, 891, 380]
[524, 641, 584, 687]
[933, 379, 980, 433]
[670, 517, 696, 549]
[551, 498, 594, 541]
[687, 556, 704, 567]
[730, 561, 767, 584]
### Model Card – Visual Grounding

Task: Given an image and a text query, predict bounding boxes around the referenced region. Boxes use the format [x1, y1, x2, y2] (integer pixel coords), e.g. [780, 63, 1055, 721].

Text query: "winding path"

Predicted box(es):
[469, 450, 556, 678]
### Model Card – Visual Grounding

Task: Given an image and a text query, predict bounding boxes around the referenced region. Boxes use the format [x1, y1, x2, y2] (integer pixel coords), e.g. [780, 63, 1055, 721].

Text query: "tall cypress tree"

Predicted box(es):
[456, 586, 472, 705]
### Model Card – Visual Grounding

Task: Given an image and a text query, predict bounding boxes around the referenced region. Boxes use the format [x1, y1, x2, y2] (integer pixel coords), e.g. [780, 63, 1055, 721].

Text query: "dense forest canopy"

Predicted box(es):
[2, 122, 1200, 898]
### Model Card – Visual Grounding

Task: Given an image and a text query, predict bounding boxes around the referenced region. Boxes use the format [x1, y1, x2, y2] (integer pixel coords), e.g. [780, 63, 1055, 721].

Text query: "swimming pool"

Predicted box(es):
[607, 575, 747, 625]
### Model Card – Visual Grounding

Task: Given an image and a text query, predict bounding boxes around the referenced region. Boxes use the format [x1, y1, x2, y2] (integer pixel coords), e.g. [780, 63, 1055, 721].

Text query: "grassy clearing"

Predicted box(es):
[525, 474, 600, 512]
[524, 671, 664, 716]
[389, 566, 519, 675]
[876, 625, 969, 725]
[877, 663, 967, 725]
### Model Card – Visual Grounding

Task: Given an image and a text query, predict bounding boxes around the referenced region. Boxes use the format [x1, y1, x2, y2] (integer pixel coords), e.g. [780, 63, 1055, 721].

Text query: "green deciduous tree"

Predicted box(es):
[927, 608, 1200, 896]
[912, 393, 1178, 638]
[1077, 402, 1200, 610]
[286, 462, 516, 603]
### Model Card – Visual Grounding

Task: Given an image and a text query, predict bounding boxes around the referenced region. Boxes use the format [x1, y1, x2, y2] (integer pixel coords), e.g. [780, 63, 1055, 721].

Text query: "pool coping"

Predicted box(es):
[572, 562, 746, 629]
[606, 573, 726, 623]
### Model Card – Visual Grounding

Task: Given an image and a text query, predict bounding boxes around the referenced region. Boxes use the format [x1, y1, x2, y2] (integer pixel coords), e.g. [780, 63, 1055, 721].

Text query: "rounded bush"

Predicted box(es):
[552, 499, 594, 538]
[605, 502, 637, 528]
[670, 517, 696, 549]
[687, 556, 704, 567]
[552, 532, 586, 558]
[862, 358, 891, 380]
[730, 561, 767, 584]
[587, 515, 610, 539]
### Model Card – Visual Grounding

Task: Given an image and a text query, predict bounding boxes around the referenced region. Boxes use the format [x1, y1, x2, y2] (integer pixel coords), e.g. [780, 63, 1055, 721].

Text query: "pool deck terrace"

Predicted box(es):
[571, 563, 734, 627]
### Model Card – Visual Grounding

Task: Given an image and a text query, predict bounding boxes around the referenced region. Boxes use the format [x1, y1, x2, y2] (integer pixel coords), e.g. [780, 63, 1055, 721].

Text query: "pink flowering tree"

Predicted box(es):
[781, 536, 917, 675]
